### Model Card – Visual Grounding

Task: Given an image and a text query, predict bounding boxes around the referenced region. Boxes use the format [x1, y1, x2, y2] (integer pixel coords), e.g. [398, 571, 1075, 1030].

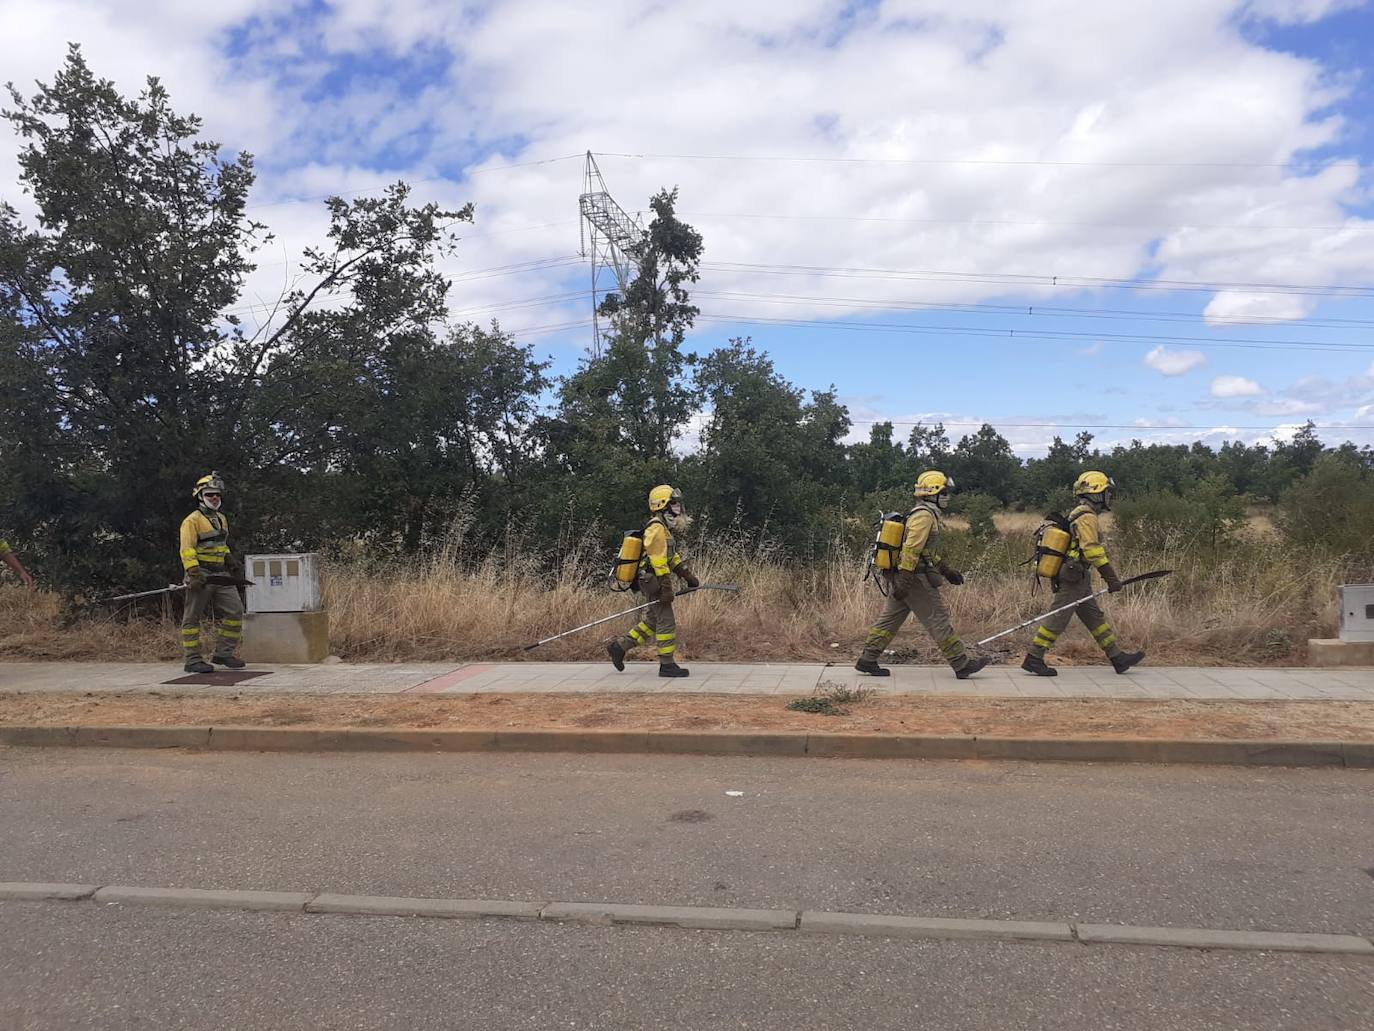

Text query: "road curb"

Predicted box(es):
[306, 893, 543, 920]
[1075, 923, 1374, 955]
[4, 882, 1372, 957]
[1, 723, 1370, 767]
[92, 886, 315, 912]
[540, 901, 798, 931]
[799, 911, 1074, 942]
[0, 882, 99, 901]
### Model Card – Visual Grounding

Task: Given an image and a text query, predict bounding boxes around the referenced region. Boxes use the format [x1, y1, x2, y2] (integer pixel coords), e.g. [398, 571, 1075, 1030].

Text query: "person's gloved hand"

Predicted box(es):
[678, 567, 701, 590]
[186, 566, 207, 589]
[656, 574, 675, 602]
[937, 562, 965, 586]
[892, 569, 916, 600]
[226, 553, 245, 579]
[1100, 563, 1124, 593]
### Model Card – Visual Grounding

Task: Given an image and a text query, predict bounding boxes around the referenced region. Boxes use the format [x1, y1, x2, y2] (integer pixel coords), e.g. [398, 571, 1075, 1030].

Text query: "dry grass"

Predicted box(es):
[0, 517, 1358, 667]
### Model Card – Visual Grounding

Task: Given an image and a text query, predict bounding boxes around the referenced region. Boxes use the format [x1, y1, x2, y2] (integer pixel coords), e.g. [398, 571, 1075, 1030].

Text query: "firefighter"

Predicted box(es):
[1022, 471, 1144, 676]
[855, 471, 990, 679]
[178, 472, 246, 673]
[0, 538, 35, 588]
[607, 484, 700, 678]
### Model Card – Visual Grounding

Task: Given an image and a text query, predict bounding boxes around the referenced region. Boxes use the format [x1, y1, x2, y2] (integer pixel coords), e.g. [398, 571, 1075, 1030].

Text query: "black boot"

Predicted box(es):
[955, 656, 990, 680]
[212, 654, 246, 669]
[607, 641, 626, 672]
[1111, 650, 1145, 675]
[659, 662, 690, 678]
[1021, 655, 1058, 677]
[854, 659, 890, 677]
[183, 659, 214, 674]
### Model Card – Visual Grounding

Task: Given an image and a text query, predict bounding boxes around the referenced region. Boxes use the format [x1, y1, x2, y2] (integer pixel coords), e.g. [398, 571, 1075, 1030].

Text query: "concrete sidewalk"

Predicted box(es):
[1, 660, 1372, 700]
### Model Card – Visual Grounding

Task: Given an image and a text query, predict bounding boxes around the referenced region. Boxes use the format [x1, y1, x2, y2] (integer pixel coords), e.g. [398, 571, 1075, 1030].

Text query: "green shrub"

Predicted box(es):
[1276, 454, 1374, 557]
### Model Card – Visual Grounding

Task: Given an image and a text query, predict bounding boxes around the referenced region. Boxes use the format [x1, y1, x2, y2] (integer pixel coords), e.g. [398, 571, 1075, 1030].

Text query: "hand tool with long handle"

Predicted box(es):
[522, 584, 740, 651]
[975, 570, 1172, 648]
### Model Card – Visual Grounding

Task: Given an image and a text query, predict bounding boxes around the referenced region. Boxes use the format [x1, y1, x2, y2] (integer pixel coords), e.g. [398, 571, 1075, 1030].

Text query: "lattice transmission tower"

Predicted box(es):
[578, 151, 646, 357]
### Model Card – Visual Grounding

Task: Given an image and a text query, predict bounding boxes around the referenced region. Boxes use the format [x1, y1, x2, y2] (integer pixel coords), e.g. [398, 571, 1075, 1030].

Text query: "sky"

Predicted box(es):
[3, 0, 1374, 456]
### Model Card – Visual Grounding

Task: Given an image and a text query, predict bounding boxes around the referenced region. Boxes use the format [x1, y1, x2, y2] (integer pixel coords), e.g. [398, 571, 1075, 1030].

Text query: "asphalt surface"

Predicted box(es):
[1, 749, 1372, 932]
[2, 902, 1371, 1031]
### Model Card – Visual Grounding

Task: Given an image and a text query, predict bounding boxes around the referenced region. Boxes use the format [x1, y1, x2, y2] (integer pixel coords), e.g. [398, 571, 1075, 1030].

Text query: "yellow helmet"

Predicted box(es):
[648, 484, 682, 512]
[1073, 471, 1114, 496]
[914, 470, 954, 499]
[192, 471, 225, 499]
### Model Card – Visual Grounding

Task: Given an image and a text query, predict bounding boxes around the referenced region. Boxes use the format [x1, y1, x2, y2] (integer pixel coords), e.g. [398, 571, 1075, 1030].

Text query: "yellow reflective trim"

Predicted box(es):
[657, 645, 676, 655]
[655, 633, 675, 641]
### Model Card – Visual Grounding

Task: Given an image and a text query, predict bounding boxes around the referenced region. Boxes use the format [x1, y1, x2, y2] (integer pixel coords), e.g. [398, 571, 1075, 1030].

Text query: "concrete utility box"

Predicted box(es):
[241, 552, 329, 664]
[245, 553, 321, 613]
[1338, 584, 1374, 643]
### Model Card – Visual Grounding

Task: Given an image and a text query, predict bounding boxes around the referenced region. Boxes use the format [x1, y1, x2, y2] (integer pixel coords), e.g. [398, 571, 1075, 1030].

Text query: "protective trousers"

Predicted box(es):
[612, 577, 677, 665]
[860, 578, 970, 671]
[180, 582, 244, 661]
[1027, 564, 1122, 659]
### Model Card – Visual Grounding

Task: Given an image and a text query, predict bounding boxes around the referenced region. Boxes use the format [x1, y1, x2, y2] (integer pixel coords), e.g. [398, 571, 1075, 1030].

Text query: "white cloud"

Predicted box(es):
[1144, 346, 1207, 376]
[1077, 341, 1105, 357]
[4, 0, 1374, 362]
[1243, 0, 1365, 25]
[1210, 374, 1265, 397]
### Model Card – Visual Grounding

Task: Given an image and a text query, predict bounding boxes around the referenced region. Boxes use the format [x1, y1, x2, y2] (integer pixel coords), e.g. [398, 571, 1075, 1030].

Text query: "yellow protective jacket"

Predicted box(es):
[1066, 504, 1112, 569]
[640, 516, 685, 579]
[179, 508, 230, 571]
[897, 501, 944, 572]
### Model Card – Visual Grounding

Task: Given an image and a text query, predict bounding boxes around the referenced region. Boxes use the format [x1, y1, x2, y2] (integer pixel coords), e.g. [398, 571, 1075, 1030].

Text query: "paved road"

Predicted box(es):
[3, 659, 1373, 698]
[2, 749, 1372, 932]
[3, 901, 1371, 1030]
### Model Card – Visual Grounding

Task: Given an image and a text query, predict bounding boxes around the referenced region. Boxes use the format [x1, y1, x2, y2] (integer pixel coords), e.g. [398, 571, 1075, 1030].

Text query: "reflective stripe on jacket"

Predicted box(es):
[1067, 504, 1111, 569]
[897, 501, 944, 572]
[640, 516, 685, 578]
[179, 509, 230, 570]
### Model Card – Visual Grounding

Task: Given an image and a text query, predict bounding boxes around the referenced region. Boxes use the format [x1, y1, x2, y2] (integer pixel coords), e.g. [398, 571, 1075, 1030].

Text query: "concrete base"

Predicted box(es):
[1307, 639, 1374, 667]
[242, 610, 329, 664]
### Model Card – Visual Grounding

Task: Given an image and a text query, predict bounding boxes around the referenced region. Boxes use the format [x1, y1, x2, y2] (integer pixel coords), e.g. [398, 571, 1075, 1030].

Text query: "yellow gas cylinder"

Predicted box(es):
[873, 513, 906, 571]
[1035, 518, 1071, 579]
[611, 530, 644, 588]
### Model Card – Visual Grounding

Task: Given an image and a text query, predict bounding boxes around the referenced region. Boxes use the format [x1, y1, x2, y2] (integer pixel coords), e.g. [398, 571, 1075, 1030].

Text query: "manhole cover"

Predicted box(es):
[161, 670, 274, 687]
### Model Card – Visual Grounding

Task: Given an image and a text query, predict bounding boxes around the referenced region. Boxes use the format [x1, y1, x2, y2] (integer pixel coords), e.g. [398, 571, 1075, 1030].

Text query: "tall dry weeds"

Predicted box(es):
[0, 515, 1361, 666]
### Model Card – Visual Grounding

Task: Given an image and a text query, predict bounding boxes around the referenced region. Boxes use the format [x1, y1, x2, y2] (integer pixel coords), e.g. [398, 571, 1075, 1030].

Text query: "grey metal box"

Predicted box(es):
[1338, 584, 1374, 643]
[245, 553, 322, 613]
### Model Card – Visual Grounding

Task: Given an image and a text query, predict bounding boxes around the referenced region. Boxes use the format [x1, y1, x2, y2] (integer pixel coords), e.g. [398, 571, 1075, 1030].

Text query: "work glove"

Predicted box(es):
[677, 566, 701, 590]
[186, 566, 207, 589]
[937, 562, 964, 586]
[1099, 563, 1124, 593]
[226, 553, 245, 579]
[656, 573, 675, 602]
[892, 569, 916, 601]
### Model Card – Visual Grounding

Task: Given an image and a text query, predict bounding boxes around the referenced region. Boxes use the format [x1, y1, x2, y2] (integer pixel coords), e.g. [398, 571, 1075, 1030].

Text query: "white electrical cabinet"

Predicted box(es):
[245, 553, 322, 613]
[1338, 584, 1374, 643]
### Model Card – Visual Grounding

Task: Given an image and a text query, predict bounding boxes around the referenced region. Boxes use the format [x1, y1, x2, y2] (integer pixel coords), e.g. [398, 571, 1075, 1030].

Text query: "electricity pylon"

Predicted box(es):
[578, 151, 646, 357]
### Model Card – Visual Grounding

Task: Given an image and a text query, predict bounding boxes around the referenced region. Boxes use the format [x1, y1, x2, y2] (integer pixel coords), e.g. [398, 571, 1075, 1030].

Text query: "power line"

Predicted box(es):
[691, 312, 1374, 354]
[595, 149, 1359, 171]
[683, 210, 1374, 235]
[693, 288, 1374, 332]
[843, 418, 1348, 432]
[700, 259, 1374, 298]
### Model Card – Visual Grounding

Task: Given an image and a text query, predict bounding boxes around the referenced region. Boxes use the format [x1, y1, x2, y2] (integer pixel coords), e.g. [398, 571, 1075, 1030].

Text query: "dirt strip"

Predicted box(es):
[3, 691, 1373, 741]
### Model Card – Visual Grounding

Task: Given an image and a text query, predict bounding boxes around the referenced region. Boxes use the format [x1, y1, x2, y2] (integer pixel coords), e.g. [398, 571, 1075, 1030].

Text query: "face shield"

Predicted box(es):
[936, 476, 955, 510]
